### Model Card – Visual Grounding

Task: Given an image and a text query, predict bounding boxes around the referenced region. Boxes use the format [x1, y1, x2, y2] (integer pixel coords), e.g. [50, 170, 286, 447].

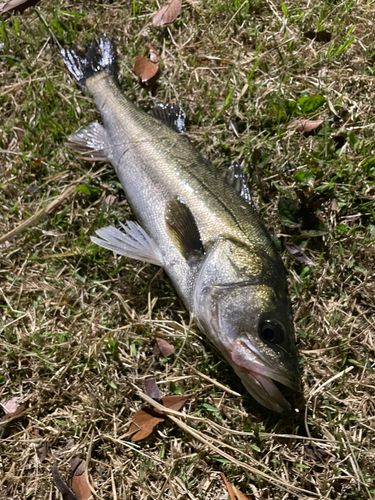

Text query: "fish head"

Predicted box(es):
[194, 237, 300, 413]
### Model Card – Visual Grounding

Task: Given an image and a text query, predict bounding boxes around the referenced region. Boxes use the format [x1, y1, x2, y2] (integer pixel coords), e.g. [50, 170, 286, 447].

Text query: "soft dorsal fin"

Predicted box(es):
[165, 196, 204, 261]
[223, 161, 255, 208]
[150, 102, 186, 133]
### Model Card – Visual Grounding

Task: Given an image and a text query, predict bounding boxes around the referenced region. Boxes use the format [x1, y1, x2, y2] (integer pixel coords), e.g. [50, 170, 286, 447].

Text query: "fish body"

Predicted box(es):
[62, 35, 300, 413]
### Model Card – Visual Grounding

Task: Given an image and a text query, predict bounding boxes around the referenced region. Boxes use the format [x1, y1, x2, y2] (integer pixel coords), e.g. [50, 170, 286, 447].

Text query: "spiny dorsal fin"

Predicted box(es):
[223, 161, 255, 209]
[165, 196, 204, 261]
[91, 221, 163, 266]
[150, 102, 186, 133]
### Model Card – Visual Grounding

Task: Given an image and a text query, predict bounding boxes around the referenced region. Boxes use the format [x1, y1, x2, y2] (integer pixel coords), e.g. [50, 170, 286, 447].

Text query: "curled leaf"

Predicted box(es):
[133, 56, 158, 82]
[145, 43, 159, 63]
[152, 0, 182, 26]
[285, 243, 314, 265]
[289, 119, 323, 133]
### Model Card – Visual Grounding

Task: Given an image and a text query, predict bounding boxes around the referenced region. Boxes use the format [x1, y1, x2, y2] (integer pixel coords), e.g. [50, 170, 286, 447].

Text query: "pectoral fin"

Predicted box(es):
[165, 196, 204, 261]
[67, 122, 108, 161]
[91, 221, 163, 266]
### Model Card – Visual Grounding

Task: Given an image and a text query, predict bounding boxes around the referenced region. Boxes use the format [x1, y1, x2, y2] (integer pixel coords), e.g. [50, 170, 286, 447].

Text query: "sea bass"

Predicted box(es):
[62, 35, 300, 413]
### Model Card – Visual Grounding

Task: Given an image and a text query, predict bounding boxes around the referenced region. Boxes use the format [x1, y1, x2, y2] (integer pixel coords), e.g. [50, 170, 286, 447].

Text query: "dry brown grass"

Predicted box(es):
[1, 0, 375, 499]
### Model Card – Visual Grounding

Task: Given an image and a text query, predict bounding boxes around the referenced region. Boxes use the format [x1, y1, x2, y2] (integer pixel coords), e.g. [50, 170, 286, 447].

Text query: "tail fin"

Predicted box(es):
[61, 34, 118, 89]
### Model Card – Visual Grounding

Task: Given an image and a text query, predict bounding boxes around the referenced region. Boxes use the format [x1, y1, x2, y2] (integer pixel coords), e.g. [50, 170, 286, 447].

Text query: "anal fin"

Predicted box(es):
[165, 196, 204, 261]
[91, 221, 163, 266]
[67, 122, 108, 161]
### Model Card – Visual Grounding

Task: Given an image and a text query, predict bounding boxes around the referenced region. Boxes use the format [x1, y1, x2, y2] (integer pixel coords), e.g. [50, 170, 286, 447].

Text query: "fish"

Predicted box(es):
[61, 35, 300, 413]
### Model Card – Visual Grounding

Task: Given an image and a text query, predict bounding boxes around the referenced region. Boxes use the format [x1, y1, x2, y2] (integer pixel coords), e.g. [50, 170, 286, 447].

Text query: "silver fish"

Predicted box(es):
[62, 35, 300, 413]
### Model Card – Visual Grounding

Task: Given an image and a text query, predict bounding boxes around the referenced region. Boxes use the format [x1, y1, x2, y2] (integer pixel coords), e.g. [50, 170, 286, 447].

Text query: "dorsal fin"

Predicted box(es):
[150, 102, 186, 133]
[165, 196, 204, 261]
[223, 161, 255, 208]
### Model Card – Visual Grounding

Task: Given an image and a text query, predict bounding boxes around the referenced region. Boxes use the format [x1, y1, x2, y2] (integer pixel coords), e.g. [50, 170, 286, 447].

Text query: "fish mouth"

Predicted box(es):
[230, 337, 300, 413]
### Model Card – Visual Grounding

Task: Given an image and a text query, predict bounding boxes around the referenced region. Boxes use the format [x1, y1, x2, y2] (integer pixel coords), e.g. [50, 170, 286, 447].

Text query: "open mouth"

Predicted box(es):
[230, 338, 300, 413]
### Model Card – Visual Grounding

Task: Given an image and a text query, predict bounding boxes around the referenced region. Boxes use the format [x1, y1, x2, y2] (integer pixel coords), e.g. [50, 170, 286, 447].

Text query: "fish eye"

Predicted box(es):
[259, 321, 284, 344]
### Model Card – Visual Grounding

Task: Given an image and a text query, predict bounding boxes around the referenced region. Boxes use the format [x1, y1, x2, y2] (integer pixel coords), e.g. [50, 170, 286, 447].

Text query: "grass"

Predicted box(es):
[0, 0, 375, 498]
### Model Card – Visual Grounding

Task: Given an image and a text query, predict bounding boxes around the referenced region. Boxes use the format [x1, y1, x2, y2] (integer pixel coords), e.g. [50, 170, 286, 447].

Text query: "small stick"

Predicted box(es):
[0, 174, 87, 245]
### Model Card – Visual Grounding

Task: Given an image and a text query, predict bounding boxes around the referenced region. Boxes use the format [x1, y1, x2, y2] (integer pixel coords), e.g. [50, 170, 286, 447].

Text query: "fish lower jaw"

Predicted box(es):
[238, 367, 292, 414]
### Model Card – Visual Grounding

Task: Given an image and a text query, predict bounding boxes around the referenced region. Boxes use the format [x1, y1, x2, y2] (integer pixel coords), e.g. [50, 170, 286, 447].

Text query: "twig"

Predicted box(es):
[0, 174, 87, 245]
[133, 388, 324, 498]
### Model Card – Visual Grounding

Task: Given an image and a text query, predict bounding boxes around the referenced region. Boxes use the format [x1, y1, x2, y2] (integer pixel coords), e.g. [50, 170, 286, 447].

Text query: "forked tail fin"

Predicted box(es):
[61, 34, 118, 90]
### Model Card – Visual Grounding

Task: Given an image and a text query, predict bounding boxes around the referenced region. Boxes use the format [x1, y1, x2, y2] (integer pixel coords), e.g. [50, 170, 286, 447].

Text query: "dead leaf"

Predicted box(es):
[304, 30, 331, 43]
[152, 0, 182, 26]
[221, 473, 236, 500]
[133, 56, 158, 82]
[304, 444, 330, 462]
[101, 194, 117, 208]
[33, 157, 44, 167]
[161, 394, 190, 412]
[285, 243, 314, 265]
[51, 463, 79, 500]
[15, 121, 24, 143]
[145, 43, 159, 63]
[70, 458, 93, 500]
[289, 119, 323, 133]
[130, 394, 191, 441]
[153, 337, 175, 357]
[1, 0, 40, 14]
[144, 379, 161, 400]
[129, 407, 165, 441]
[2, 397, 23, 414]
[221, 473, 253, 500]
[37, 441, 49, 462]
[0, 397, 26, 438]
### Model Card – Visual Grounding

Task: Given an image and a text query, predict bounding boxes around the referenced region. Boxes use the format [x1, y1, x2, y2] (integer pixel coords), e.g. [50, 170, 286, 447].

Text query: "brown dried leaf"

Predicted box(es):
[162, 394, 190, 412]
[129, 407, 165, 441]
[133, 56, 158, 82]
[304, 30, 331, 43]
[220, 473, 236, 500]
[144, 379, 161, 400]
[153, 337, 175, 357]
[130, 394, 190, 441]
[145, 43, 159, 63]
[1, 0, 40, 15]
[152, 0, 182, 26]
[70, 458, 93, 500]
[101, 194, 117, 208]
[51, 463, 79, 500]
[37, 441, 49, 462]
[304, 444, 330, 462]
[15, 122, 24, 142]
[289, 119, 323, 133]
[285, 243, 314, 265]
[0, 397, 26, 438]
[2, 397, 23, 414]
